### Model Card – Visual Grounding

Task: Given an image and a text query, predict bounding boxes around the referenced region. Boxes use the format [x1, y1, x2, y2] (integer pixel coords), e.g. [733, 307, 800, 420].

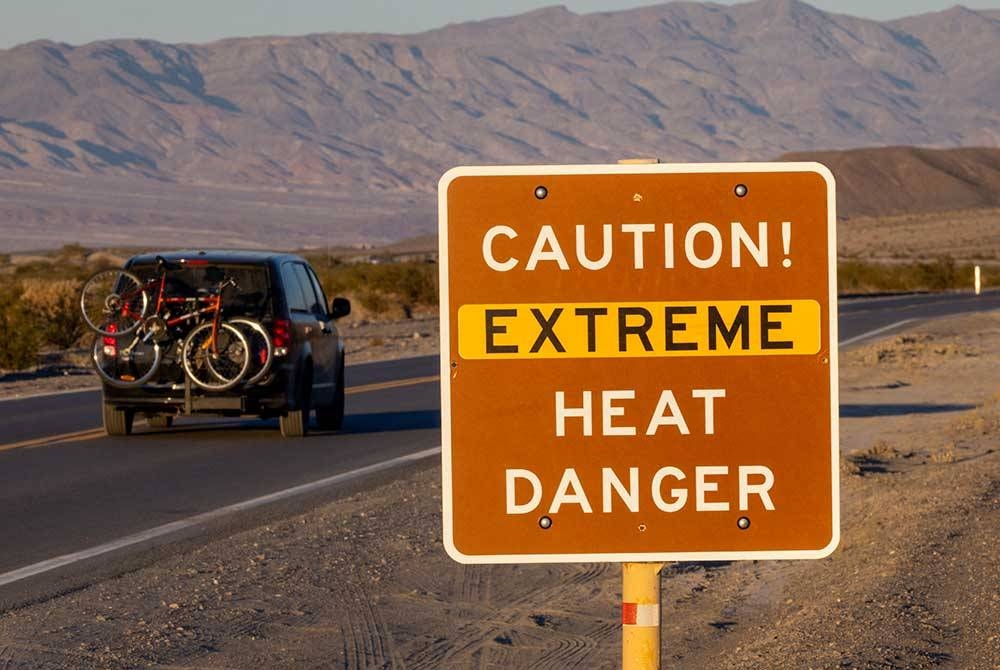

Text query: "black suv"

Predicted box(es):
[100, 250, 350, 438]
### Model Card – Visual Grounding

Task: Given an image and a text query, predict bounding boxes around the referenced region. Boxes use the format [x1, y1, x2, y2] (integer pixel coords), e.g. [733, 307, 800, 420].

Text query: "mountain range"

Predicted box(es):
[0, 0, 997, 251]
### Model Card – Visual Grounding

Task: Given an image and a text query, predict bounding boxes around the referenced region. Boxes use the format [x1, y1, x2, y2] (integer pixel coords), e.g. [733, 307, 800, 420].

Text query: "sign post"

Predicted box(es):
[622, 561, 664, 669]
[438, 161, 839, 665]
[617, 158, 665, 670]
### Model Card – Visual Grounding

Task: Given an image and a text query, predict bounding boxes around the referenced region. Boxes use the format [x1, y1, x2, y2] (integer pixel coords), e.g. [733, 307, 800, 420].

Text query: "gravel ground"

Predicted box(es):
[0, 312, 997, 669]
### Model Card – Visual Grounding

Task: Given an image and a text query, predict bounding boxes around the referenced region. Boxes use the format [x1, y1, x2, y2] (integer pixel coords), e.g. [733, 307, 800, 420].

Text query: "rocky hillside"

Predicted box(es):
[781, 146, 1000, 219]
[0, 0, 997, 251]
[1, 0, 998, 189]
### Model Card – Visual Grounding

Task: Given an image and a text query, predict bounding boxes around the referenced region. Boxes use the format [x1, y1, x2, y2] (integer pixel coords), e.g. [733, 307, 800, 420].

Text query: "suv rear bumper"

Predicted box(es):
[102, 370, 293, 417]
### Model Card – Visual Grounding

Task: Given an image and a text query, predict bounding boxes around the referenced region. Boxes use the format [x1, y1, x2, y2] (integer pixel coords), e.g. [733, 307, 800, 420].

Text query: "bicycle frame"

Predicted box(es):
[119, 278, 233, 357]
[99, 263, 180, 329]
[165, 292, 228, 357]
[92, 260, 251, 391]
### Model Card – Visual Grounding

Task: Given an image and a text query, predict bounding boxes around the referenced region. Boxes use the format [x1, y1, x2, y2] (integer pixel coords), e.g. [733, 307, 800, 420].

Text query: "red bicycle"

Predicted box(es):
[84, 259, 252, 390]
[80, 256, 193, 338]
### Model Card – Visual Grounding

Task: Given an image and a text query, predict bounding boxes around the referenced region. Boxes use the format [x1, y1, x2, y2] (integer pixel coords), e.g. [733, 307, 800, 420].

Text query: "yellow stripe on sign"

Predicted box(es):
[458, 300, 822, 359]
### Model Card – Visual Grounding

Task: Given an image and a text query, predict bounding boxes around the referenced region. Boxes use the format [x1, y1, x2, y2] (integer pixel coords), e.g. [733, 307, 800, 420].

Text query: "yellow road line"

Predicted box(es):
[0, 375, 440, 453]
[0, 427, 108, 454]
[346, 375, 440, 395]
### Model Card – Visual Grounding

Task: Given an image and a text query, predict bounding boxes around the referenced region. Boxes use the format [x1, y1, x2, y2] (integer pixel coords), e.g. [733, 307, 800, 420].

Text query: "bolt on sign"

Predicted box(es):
[439, 163, 839, 564]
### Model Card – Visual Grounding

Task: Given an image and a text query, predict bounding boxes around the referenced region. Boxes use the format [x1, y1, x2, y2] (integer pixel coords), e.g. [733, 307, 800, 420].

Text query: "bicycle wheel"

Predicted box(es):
[228, 317, 274, 385]
[91, 332, 162, 388]
[80, 269, 149, 337]
[182, 322, 250, 391]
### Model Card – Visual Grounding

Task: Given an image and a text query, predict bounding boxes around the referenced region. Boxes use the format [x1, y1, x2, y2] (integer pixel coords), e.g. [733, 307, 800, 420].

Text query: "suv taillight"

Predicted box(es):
[271, 319, 291, 349]
[102, 323, 118, 357]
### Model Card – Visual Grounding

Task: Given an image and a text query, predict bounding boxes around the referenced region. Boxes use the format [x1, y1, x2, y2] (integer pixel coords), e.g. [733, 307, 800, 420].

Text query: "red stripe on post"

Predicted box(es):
[621, 602, 638, 625]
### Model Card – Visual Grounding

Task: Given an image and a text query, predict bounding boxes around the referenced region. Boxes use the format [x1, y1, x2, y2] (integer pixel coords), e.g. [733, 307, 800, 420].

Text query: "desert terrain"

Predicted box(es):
[837, 208, 1000, 264]
[0, 2, 997, 667]
[0, 310, 996, 668]
[0, 123, 996, 670]
[1, 2, 999, 252]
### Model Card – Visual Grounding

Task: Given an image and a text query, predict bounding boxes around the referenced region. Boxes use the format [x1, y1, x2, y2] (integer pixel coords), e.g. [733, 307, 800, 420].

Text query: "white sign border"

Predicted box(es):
[438, 161, 840, 564]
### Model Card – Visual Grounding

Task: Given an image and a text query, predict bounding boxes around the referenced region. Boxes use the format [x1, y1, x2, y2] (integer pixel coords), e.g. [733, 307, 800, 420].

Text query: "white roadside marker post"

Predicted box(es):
[974, 265, 982, 296]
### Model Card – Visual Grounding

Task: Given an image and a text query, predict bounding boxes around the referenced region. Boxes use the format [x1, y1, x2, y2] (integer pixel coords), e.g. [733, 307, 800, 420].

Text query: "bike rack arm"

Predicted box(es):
[184, 370, 193, 415]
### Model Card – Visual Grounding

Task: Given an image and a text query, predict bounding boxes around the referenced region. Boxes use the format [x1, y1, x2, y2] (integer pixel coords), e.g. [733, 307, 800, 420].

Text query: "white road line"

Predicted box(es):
[0, 446, 442, 588]
[838, 319, 916, 348]
[0, 386, 100, 403]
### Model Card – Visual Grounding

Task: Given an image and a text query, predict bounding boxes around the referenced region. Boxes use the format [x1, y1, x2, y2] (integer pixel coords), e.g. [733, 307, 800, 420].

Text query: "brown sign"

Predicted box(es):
[439, 163, 839, 563]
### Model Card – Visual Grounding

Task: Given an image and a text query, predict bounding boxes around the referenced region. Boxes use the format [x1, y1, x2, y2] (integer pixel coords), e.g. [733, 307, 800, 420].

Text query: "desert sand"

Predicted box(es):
[0, 311, 996, 668]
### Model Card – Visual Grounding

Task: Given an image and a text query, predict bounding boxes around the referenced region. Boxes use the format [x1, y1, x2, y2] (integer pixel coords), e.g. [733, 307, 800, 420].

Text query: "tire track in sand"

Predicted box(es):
[404, 563, 612, 668]
[338, 579, 404, 669]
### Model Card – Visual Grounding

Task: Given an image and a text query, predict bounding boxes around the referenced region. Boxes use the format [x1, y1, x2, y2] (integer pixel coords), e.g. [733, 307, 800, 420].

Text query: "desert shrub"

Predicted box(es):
[838, 257, 973, 294]
[317, 261, 438, 316]
[8, 242, 103, 282]
[357, 289, 392, 315]
[13, 258, 91, 281]
[930, 444, 956, 464]
[0, 284, 41, 370]
[85, 251, 128, 270]
[55, 243, 90, 261]
[20, 278, 86, 349]
[914, 257, 957, 290]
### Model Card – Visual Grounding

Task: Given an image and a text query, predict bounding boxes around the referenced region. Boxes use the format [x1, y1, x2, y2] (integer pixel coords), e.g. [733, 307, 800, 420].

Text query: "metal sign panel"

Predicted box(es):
[439, 163, 839, 564]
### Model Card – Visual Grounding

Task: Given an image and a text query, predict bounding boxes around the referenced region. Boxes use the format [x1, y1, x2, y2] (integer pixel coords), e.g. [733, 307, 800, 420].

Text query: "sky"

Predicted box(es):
[1, 0, 997, 49]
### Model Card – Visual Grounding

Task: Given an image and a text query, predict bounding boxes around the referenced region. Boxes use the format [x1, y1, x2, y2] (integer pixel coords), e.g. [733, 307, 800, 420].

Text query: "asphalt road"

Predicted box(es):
[0, 357, 441, 576]
[837, 290, 1000, 347]
[0, 290, 996, 600]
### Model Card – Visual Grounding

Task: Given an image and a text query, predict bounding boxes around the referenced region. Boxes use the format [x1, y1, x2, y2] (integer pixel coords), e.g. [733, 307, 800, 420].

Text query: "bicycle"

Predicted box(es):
[228, 317, 275, 385]
[180, 280, 252, 392]
[79, 266, 151, 338]
[80, 255, 201, 338]
[91, 275, 252, 391]
[83, 257, 275, 390]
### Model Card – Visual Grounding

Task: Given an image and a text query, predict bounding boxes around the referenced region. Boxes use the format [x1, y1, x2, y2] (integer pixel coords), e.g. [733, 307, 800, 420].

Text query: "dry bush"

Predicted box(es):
[930, 444, 956, 464]
[85, 251, 128, 269]
[838, 257, 972, 294]
[866, 440, 905, 460]
[840, 456, 862, 476]
[19, 278, 86, 349]
[951, 402, 1000, 436]
[0, 284, 41, 370]
[849, 440, 906, 465]
[315, 261, 438, 317]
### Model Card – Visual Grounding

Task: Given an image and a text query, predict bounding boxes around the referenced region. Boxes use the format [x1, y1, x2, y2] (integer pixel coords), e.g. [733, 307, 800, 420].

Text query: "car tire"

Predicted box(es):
[147, 414, 173, 429]
[103, 404, 134, 436]
[316, 357, 345, 431]
[280, 368, 311, 438]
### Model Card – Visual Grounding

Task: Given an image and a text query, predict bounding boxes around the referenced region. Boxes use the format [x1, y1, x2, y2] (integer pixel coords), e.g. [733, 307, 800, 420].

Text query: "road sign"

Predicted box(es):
[439, 162, 839, 564]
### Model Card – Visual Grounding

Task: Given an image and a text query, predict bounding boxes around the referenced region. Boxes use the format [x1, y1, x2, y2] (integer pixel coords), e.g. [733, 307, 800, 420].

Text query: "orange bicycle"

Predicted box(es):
[87, 261, 251, 391]
[179, 278, 251, 392]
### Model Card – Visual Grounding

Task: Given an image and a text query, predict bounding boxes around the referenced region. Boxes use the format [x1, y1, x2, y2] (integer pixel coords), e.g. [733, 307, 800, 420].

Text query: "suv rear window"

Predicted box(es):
[129, 263, 273, 319]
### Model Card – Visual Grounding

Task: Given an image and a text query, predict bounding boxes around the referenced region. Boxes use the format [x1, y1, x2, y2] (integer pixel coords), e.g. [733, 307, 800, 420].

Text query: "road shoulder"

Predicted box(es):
[0, 312, 996, 668]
